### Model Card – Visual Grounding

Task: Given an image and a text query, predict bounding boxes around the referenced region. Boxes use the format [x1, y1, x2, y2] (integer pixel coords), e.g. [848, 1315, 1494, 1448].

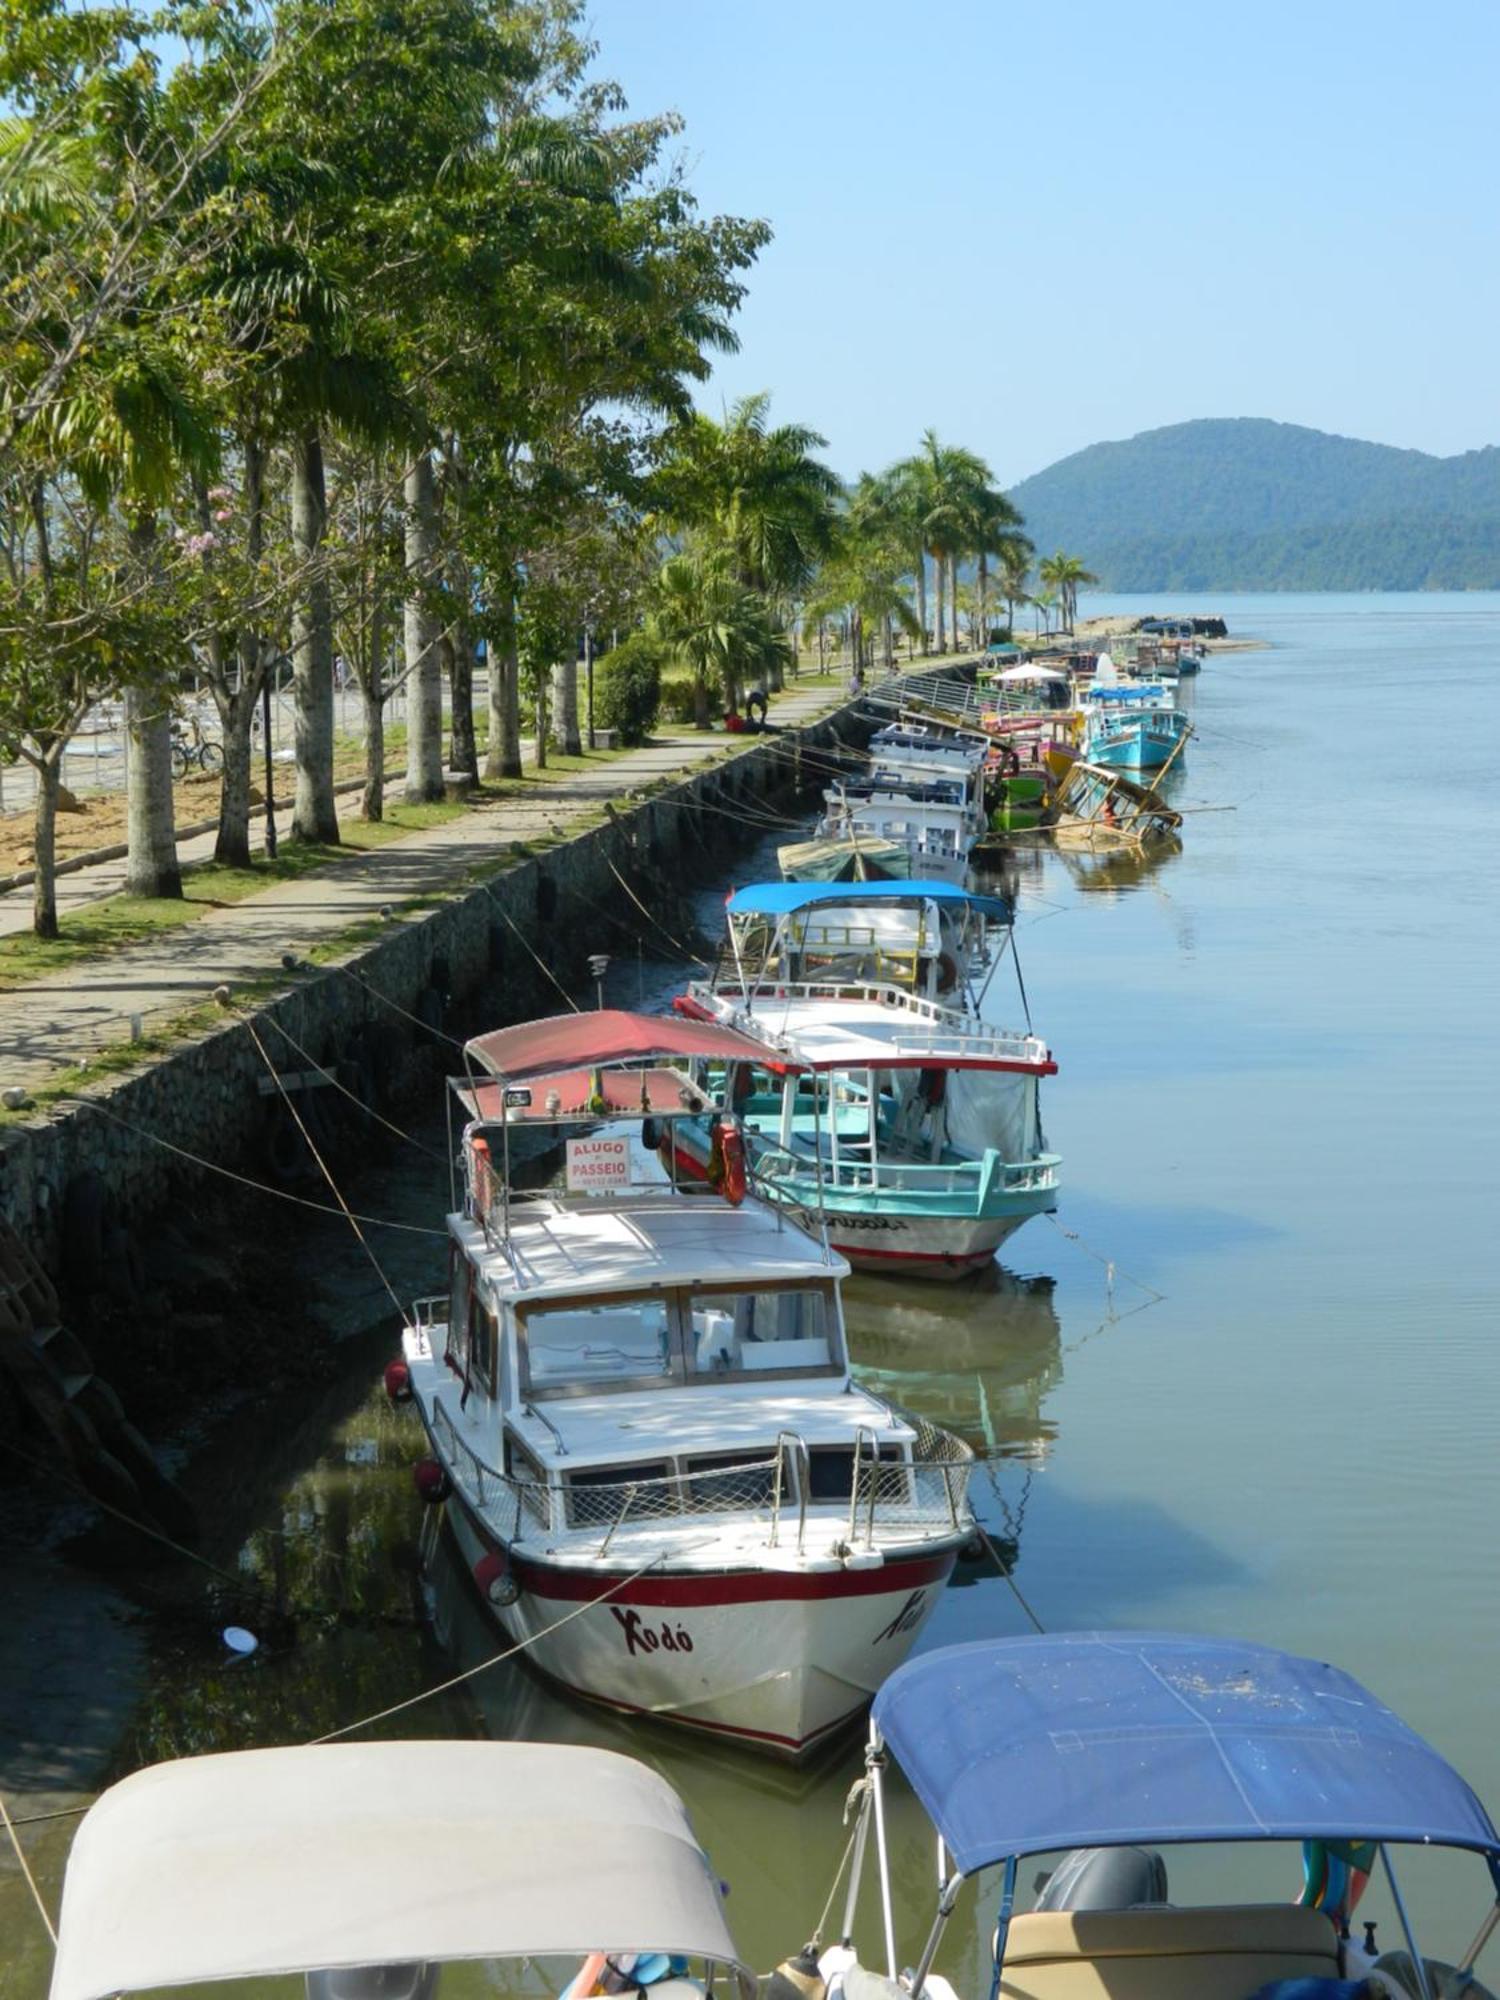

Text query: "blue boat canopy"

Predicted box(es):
[871, 1634, 1500, 1878]
[727, 880, 1012, 921]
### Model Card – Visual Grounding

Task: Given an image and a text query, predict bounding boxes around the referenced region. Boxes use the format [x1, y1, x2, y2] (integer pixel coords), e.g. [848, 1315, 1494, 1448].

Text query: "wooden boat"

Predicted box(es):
[1081, 680, 1190, 772]
[389, 1009, 975, 1758]
[777, 832, 911, 882]
[1045, 753, 1182, 851]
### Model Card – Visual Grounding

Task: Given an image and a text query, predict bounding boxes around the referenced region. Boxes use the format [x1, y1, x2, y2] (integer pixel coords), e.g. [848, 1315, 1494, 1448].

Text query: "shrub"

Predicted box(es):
[657, 675, 699, 726]
[594, 633, 664, 745]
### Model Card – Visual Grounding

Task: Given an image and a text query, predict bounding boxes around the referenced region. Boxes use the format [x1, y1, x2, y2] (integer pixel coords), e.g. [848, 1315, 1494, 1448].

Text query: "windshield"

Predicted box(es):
[519, 1283, 841, 1396]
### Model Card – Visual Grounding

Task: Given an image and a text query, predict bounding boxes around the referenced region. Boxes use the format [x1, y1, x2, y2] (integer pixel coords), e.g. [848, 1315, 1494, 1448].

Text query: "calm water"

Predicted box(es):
[5, 593, 1500, 1997]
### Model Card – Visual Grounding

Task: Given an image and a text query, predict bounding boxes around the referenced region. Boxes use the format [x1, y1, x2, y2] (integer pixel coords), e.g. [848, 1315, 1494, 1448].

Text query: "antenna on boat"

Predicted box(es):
[588, 954, 610, 1011]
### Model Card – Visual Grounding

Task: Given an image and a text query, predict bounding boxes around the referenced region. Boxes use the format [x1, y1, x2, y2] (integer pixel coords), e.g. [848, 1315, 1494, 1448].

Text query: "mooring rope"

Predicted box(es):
[261, 1009, 448, 1165]
[56, 1095, 446, 1235]
[226, 998, 413, 1328]
[307, 1550, 670, 1742]
[484, 893, 581, 1012]
[604, 856, 712, 971]
[973, 1520, 1046, 1636]
[0, 1788, 57, 1945]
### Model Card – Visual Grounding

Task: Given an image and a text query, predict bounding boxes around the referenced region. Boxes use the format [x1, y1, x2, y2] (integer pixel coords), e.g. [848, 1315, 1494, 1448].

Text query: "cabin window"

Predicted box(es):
[520, 1297, 673, 1392]
[563, 1459, 670, 1529]
[805, 1442, 905, 1501]
[687, 1286, 835, 1377]
[446, 1248, 473, 1378]
[469, 1299, 498, 1395]
[682, 1451, 777, 1509]
[502, 1433, 551, 1527]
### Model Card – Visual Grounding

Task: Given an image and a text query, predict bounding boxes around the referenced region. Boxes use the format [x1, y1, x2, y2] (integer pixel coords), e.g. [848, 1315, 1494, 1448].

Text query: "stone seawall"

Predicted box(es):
[0, 709, 863, 1272]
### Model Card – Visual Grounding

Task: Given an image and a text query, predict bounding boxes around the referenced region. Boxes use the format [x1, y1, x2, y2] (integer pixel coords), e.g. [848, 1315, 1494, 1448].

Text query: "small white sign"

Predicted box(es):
[565, 1135, 631, 1193]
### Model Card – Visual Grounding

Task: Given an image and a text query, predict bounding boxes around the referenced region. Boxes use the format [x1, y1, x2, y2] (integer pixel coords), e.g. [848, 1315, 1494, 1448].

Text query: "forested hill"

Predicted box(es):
[1008, 419, 1500, 589]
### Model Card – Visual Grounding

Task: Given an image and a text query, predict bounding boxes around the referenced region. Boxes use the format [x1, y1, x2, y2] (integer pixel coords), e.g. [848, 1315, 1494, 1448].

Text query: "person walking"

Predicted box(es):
[745, 679, 769, 729]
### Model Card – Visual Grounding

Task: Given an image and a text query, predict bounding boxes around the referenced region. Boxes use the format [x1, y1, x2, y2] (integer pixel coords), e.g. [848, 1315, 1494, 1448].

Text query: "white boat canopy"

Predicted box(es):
[49, 1741, 754, 2000]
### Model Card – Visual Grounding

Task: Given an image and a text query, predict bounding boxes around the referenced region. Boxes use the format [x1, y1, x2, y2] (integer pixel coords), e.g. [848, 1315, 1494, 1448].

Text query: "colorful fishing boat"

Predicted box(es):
[1082, 680, 1190, 773]
[388, 1009, 975, 1759]
[674, 882, 1060, 1280]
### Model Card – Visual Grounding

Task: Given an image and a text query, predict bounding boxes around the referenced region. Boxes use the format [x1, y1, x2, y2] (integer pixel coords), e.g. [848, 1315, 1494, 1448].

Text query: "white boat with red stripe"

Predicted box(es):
[389, 1010, 975, 1759]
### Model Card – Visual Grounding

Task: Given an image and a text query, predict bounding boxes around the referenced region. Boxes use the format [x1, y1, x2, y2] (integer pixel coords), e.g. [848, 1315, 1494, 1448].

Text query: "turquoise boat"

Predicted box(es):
[672, 881, 1062, 1281]
[1083, 681, 1190, 773]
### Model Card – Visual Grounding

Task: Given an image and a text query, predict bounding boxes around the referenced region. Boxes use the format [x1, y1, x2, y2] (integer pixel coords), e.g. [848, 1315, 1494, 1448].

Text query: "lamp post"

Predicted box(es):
[261, 664, 277, 859]
[584, 625, 595, 750]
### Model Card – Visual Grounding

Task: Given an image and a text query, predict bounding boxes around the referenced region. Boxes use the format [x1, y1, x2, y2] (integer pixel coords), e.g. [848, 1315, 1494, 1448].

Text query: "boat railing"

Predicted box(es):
[430, 1399, 539, 1539]
[770, 1430, 810, 1555]
[850, 1416, 975, 1544]
[555, 1424, 972, 1554]
[409, 1295, 446, 1360]
[700, 980, 1042, 1063]
[751, 1139, 1060, 1200]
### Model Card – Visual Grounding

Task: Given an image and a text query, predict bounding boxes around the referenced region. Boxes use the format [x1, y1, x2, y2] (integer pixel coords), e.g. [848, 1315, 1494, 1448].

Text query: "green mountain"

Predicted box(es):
[1008, 419, 1500, 590]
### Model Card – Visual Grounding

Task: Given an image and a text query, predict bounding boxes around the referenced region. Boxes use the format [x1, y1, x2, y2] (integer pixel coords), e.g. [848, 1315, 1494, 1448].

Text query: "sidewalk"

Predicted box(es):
[0, 681, 855, 1097]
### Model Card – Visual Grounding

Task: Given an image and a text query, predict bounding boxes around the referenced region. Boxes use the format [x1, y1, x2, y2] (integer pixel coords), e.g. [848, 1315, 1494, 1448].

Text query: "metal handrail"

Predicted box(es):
[770, 1430, 809, 1554]
[848, 1425, 879, 1547]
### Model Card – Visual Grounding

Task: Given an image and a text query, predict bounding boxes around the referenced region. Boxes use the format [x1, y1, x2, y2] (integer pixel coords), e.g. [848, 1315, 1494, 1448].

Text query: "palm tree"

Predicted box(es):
[656, 393, 838, 687]
[998, 546, 1032, 633]
[647, 548, 784, 727]
[888, 432, 991, 653]
[1038, 551, 1098, 635]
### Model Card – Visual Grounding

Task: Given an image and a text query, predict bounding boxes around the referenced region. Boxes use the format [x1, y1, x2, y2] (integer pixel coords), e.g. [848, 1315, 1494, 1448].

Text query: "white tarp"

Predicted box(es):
[942, 1067, 1036, 1164]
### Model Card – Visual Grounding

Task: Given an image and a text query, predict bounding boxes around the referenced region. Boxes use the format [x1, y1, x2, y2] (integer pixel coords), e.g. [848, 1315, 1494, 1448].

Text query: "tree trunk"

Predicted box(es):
[485, 591, 522, 779]
[360, 661, 385, 821]
[693, 668, 710, 730]
[403, 451, 443, 802]
[215, 691, 257, 866]
[31, 747, 60, 938]
[123, 684, 181, 897]
[290, 427, 339, 844]
[446, 576, 479, 783]
[213, 439, 267, 867]
[977, 552, 989, 646]
[533, 673, 548, 768]
[934, 551, 947, 653]
[552, 654, 581, 757]
[915, 551, 928, 653]
[122, 513, 180, 898]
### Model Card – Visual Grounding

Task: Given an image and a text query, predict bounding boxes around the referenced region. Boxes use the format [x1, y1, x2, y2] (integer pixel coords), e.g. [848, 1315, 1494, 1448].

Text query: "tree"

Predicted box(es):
[655, 392, 836, 688]
[1038, 551, 1098, 633]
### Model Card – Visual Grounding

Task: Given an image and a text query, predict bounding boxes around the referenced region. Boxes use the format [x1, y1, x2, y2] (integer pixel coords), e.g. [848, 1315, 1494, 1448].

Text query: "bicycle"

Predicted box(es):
[170, 713, 224, 780]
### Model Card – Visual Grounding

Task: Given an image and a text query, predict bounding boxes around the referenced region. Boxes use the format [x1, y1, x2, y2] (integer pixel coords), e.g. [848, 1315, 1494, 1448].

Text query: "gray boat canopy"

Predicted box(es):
[49, 1741, 753, 2000]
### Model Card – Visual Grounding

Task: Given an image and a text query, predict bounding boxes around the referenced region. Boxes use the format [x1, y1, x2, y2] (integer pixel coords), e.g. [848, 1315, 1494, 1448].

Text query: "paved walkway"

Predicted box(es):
[0, 682, 858, 1095]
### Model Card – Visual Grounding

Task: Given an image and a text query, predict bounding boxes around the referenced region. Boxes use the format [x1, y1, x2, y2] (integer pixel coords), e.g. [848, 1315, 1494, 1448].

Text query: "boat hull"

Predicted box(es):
[441, 1496, 959, 1757]
[1087, 721, 1187, 773]
[786, 1200, 1048, 1279]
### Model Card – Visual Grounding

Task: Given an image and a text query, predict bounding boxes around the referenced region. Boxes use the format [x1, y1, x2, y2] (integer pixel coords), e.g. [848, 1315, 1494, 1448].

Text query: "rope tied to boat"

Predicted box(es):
[222, 995, 414, 1330]
[0, 1787, 58, 1945]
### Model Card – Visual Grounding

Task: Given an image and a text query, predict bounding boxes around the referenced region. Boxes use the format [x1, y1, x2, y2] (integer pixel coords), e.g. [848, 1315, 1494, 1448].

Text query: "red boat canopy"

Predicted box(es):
[463, 1008, 795, 1083]
[454, 1067, 715, 1126]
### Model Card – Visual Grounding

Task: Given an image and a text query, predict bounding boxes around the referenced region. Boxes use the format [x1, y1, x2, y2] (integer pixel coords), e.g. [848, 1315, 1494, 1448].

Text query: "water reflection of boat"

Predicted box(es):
[843, 1267, 1062, 1461]
[1055, 833, 1184, 893]
[423, 1515, 866, 1976]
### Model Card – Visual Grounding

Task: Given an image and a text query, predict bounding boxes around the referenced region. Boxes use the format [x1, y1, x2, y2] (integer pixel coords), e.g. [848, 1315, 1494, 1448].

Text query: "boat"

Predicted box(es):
[46, 1738, 753, 2000]
[816, 728, 991, 883]
[674, 882, 1061, 1279]
[778, 831, 912, 883]
[389, 1008, 976, 1759]
[1081, 680, 1190, 774]
[1045, 752, 1182, 851]
[812, 1630, 1500, 2000]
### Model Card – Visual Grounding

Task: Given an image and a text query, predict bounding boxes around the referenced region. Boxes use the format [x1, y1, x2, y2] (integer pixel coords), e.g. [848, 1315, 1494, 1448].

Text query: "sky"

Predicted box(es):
[587, 0, 1500, 486]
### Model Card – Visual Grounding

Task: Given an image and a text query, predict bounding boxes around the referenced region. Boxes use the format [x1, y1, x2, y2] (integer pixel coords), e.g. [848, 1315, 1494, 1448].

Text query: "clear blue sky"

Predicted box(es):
[588, 0, 1500, 485]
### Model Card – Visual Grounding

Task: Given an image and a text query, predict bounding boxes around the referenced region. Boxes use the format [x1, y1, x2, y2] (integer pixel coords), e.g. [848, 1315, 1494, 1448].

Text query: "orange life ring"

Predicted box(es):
[720, 1124, 748, 1206]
